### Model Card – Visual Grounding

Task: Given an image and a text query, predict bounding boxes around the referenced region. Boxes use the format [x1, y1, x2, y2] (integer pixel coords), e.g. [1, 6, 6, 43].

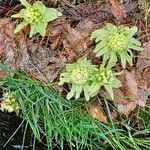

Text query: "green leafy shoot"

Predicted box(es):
[89, 66, 122, 100]
[59, 57, 97, 101]
[91, 23, 142, 68]
[59, 57, 122, 101]
[11, 0, 62, 37]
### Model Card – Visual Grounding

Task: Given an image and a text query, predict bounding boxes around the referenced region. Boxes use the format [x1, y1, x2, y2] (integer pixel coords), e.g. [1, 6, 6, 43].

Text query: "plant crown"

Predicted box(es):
[11, 0, 62, 37]
[91, 23, 142, 68]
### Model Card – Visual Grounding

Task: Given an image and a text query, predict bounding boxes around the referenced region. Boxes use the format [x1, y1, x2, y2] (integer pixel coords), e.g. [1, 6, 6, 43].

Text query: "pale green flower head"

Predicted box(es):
[0, 92, 19, 113]
[11, 0, 62, 37]
[91, 23, 142, 68]
[89, 67, 122, 100]
[59, 57, 96, 101]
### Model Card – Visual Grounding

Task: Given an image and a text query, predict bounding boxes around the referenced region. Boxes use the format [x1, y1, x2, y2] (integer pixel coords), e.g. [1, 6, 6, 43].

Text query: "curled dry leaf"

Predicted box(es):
[88, 101, 107, 123]
[0, 18, 66, 82]
[46, 22, 64, 50]
[123, 70, 138, 100]
[47, 19, 95, 61]
[62, 23, 88, 54]
[30, 55, 67, 82]
[137, 42, 150, 71]
[116, 89, 147, 111]
[59, 0, 139, 23]
[0, 18, 16, 80]
[75, 19, 95, 32]
[0, 18, 16, 69]
[137, 42, 150, 94]
[110, 109, 119, 120]
[134, 69, 148, 90]
[59, 1, 111, 23]
[115, 70, 148, 117]
[0, 18, 30, 71]
[117, 101, 137, 117]
[109, 0, 126, 23]
[143, 68, 150, 94]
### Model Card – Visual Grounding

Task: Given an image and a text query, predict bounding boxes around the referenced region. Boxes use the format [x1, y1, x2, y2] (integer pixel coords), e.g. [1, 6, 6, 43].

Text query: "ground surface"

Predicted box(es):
[0, 0, 150, 149]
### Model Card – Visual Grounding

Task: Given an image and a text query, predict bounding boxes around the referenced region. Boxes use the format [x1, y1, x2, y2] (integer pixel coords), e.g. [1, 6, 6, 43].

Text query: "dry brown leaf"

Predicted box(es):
[16, 33, 30, 71]
[50, 36, 61, 50]
[0, 18, 15, 57]
[0, 18, 66, 82]
[47, 19, 95, 61]
[75, 19, 95, 32]
[110, 109, 119, 120]
[0, 18, 30, 71]
[115, 70, 148, 117]
[60, 2, 112, 23]
[137, 42, 150, 71]
[0, 18, 17, 70]
[27, 41, 51, 71]
[113, 72, 138, 117]
[143, 68, 150, 93]
[117, 101, 137, 117]
[89, 101, 107, 123]
[62, 23, 88, 56]
[109, 0, 126, 23]
[124, 70, 138, 100]
[113, 88, 127, 104]
[133, 69, 147, 90]
[60, 1, 138, 23]
[47, 22, 64, 50]
[21, 41, 67, 82]
[136, 42, 150, 95]
[30, 55, 67, 82]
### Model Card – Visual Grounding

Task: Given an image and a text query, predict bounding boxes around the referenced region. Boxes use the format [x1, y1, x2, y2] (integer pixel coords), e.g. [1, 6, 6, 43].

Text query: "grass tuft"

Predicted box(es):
[1, 66, 150, 150]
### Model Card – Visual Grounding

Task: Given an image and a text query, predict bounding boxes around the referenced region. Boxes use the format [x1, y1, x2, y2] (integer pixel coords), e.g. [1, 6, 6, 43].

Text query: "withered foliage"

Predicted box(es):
[88, 101, 107, 123]
[137, 42, 150, 93]
[115, 69, 148, 117]
[0, 18, 67, 82]
[59, 0, 139, 23]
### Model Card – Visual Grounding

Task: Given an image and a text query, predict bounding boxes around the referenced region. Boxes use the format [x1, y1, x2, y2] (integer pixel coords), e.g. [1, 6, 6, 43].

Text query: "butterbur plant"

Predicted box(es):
[59, 57, 96, 101]
[89, 67, 121, 99]
[11, 0, 62, 37]
[91, 23, 142, 68]
[59, 57, 122, 101]
[0, 92, 19, 113]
